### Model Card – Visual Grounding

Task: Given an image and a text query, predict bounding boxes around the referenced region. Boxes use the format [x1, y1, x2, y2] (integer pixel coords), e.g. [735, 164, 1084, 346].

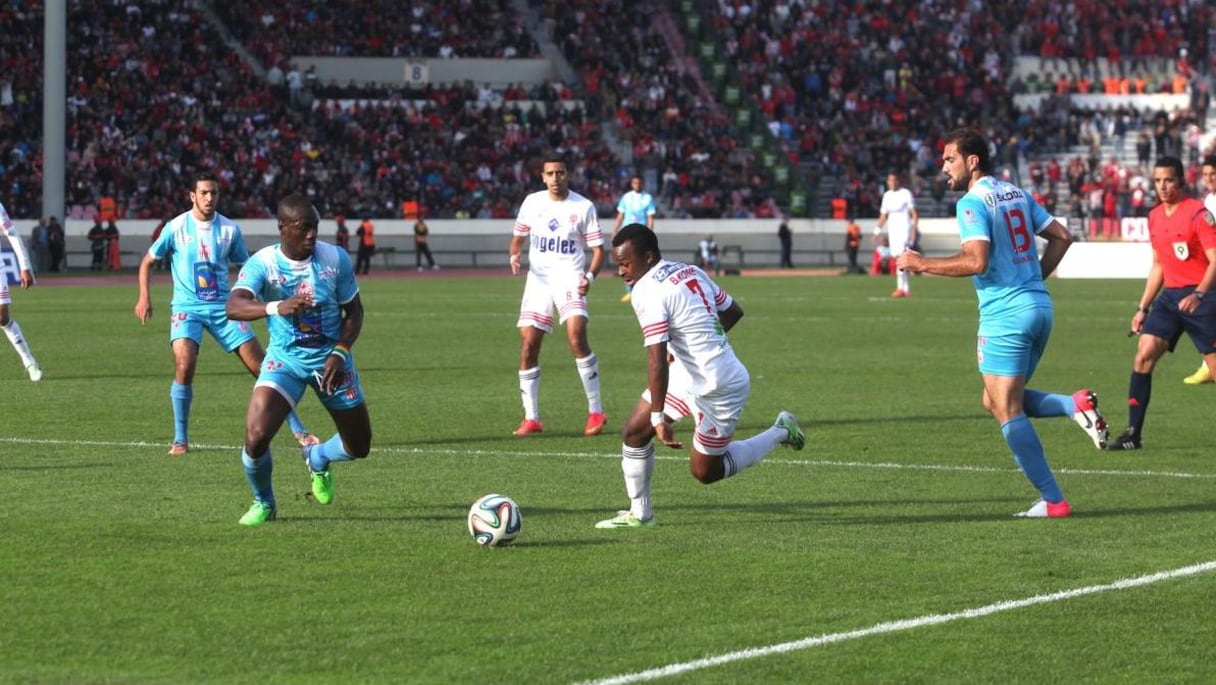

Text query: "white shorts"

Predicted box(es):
[888, 230, 911, 256]
[642, 360, 749, 456]
[516, 270, 588, 333]
[0, 279, 9, 305]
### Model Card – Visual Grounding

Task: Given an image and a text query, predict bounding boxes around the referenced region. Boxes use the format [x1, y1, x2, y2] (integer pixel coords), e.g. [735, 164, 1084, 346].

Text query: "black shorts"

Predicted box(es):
[1142, 287, 1216, 354]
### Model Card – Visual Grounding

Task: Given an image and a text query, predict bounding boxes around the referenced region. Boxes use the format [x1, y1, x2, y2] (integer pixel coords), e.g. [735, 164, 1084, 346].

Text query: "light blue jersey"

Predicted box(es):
[957, 176, 1054, 336]
[232, 241, 358, 373]
[149, 211, 249, 312]
[616, 190, 656, 226]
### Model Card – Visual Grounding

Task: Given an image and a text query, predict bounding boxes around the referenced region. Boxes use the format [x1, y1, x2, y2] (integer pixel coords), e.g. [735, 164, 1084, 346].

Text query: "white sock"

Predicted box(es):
[897, 269, 910, 293]
[3, 319, 36, 367]
[622, 442, 654, 520]
[575, 353, 602, 414]
[519, 366, 540, 420]
[722, 426, 784, 477]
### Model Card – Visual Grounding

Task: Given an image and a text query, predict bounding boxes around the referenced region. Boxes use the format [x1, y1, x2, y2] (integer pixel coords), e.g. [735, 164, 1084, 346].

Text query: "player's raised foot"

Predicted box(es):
[1104, 429, 1142, 451]
[584, 412, 607, 436]
[310, 469, 334, 505]
[294, 431, 321, 448]
[1070, 389, 1108, 450]
[512, 418, 544, 437]
[774, 411, 805, 450]
[168, 441, 189, 456]
[1183, 362, 1212, 385]
[595, 510, 656, 529]
[238, 501, 277, 526]
[26, 363, 42, 382]
[620, 292, 632, 303]
[1014, 498, 1071, 518]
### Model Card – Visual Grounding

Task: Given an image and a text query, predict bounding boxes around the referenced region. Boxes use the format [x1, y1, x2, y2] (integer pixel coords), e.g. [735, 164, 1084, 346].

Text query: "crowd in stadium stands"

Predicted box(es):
[0, 4, 43, 219]
[545, 0, 784, 219]
[214, 0, 540, 65]
[1, 0, 1214, 225]
[702, 0, 1214, 219]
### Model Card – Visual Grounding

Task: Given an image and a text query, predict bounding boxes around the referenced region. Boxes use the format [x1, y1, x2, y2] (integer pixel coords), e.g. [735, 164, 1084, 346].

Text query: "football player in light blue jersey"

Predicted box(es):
[135, 173, 318, 456]
[226, 194, 370, 527]
[611, 174, 656, 302]
[897, 128, 1108, 519]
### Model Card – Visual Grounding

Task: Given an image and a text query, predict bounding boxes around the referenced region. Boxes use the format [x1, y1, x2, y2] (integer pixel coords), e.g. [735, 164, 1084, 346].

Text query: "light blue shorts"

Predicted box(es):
[169, 307, 255, 353]
[976, 307, 1053, 379]
[255, 354, 365, 411]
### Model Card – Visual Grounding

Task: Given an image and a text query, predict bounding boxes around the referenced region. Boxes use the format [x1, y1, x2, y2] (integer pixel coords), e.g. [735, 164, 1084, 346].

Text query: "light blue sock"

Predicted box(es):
[242, 449, 275, 506]
[1023, 389, 1071, 418]
[1001, 414, 1064, 502]
[170, 382, 192, 444]
[308, 433, 354, 473]
[286, 410, 307, 436]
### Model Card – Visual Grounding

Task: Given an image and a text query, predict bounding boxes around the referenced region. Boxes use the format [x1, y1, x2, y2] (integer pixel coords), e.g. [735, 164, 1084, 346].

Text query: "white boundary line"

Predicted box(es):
[575, 561, 1216, 685]
[3, 437, 1214, 480]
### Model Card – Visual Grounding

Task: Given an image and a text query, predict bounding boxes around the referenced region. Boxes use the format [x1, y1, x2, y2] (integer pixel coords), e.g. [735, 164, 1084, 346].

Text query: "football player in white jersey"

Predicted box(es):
[1183, 155, 1216, 384]
[508, 153, 607, 437]
[877, 171, 919, 297]
[595, 224, 805, 529]
[611, 174, 656, 302]
[0, 200, 42, 381]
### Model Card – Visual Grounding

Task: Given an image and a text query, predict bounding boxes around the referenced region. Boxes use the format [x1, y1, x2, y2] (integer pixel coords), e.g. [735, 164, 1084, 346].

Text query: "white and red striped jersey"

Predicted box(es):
[629, 259, 746, 393]
[513, 189, 602, 279]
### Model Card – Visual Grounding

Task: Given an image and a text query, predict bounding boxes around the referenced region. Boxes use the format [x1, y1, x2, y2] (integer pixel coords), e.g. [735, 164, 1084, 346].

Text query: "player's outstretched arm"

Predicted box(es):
[134, 253, 158, 324]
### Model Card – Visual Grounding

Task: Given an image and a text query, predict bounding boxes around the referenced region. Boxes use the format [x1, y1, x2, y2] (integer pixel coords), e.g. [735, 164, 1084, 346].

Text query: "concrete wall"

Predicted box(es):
[3, 217, 1152, 276]
[295, 57, 556, 89]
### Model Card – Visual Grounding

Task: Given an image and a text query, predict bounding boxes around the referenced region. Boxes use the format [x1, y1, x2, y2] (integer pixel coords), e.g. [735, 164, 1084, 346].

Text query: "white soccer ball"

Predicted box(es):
[467, 493, 522, 547]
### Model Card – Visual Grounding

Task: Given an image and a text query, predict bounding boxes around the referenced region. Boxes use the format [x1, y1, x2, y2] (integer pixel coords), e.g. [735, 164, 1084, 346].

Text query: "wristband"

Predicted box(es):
[1195, 291, 1206, 301]
[1137, 305, 1151, 313]
[650, 412, 664, 427]
[330, 342, 350, 360]
[585, 271, 595, 283]
[265, 301, 282, 316]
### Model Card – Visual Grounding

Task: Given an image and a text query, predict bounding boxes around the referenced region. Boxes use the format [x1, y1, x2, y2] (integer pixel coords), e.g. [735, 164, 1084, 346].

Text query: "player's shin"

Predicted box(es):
[241, 449, 275, 506]
[1001, 415, 1064, 502]
[576, 354, 602, 413]
[622, 443, 654, 521]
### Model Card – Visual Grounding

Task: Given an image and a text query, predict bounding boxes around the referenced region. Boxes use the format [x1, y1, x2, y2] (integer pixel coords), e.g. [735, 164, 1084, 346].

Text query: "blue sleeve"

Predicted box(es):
[1026, 193, 1054, 234]
[335, 249, 359, 304]
[955, 195, 992, 243]
[230, 227, 250, 263]
[233, 255, 267, 299]
[149, 224, 174, 259]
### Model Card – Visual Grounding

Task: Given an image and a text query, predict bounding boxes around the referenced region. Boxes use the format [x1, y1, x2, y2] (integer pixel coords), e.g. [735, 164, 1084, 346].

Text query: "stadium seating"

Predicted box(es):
[0, 0, 1212, 223]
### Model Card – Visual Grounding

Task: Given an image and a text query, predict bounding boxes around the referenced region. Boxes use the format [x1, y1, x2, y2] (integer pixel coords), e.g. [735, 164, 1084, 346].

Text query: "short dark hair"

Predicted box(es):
[277, 193, 318, 224]
[1202, 155, 1216, 168]
[1155, 156, 1185, 182]
[611, 223, 660, 258]
[542, 152, 567, 168]
[943, 128, 991, 174]
[191, 172, 218, 191]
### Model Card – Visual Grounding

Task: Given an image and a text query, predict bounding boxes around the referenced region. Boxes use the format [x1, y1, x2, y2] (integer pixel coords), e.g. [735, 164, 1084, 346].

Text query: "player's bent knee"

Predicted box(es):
[689, 458, 724, 485]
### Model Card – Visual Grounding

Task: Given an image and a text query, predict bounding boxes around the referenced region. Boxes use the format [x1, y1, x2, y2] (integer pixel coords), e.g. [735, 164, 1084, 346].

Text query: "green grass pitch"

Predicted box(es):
[2, 272, 1214, 684]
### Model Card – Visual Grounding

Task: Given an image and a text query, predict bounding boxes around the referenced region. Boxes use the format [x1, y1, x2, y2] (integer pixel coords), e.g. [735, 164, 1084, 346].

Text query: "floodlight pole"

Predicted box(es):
[42, 0, 66, 223]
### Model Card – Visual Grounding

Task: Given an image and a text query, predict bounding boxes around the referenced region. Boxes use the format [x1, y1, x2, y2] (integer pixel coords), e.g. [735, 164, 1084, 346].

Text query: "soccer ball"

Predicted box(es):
[467, 493, 522, 547]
